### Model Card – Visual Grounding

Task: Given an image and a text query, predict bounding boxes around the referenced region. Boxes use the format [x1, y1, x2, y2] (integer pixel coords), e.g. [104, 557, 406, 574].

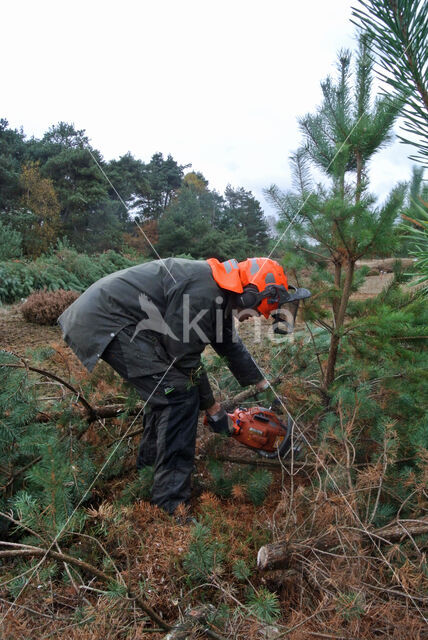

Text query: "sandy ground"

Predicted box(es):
[0, 304, 63, 357]
[351, 272, 394, 300]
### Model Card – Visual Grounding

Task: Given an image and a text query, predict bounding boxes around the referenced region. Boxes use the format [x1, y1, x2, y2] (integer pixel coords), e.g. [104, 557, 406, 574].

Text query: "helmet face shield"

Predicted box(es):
[250, 283, 311, 319]
[270, 285, 311, 333]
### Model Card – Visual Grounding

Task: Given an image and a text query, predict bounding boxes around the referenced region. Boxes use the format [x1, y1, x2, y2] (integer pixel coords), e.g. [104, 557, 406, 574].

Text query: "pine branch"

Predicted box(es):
[296, 245, 331, 262]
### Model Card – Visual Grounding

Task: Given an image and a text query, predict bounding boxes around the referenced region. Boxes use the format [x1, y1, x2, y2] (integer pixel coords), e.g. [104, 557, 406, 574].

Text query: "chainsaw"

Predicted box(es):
[228, 406, 294, 459]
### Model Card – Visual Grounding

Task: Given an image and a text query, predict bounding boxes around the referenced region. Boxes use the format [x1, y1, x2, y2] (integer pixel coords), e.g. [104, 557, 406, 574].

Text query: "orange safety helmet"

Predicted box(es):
[207, 257, 291, 318]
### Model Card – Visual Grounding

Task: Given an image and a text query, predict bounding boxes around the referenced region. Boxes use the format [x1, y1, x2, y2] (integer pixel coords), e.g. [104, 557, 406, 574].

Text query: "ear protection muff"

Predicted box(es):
[237, 285, 260, 309]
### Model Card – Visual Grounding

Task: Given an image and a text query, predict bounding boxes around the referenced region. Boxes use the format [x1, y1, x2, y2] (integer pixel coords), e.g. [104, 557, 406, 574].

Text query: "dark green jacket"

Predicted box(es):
[58, 258, 263, 394]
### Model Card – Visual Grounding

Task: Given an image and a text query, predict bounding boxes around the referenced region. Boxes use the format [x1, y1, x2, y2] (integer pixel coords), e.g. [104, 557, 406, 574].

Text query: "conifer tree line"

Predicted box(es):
[0, 120, 270, 259]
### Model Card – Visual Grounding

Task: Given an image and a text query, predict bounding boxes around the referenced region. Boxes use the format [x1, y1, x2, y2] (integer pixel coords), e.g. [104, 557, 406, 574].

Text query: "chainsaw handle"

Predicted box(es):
[228, 413, 240, 436]
[204, 408, 235, 436]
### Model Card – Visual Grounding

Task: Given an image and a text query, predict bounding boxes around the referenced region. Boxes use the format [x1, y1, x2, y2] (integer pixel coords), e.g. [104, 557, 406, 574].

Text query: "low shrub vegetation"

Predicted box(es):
[0, 245, 140, 304]
[20, 289, 80, 325]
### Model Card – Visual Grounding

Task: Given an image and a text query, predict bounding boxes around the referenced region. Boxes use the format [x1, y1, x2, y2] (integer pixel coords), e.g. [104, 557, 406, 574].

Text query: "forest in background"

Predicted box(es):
[0, 120, 270, 260]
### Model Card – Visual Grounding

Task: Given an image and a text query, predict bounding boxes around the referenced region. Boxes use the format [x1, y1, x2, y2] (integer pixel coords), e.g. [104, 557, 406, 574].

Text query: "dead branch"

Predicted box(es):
[30, 376, 279, 424]
[0, 547, 170, 631]
[0, 546, 226, 639]
[2, 362, 96, 419]
[257, 518, 428, 571]
[222, 376, 282, 411]
[35, 403, 144, 423]
[375, 518, 428, 542]
[162, 604, 225, 640]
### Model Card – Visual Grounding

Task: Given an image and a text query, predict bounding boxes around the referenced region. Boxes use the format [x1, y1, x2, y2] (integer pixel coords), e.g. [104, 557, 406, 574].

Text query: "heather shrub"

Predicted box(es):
[21, 289, 79, 325]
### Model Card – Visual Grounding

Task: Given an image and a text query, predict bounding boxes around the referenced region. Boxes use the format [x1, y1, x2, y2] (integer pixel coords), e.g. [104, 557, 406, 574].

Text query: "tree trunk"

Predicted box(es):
[324, 260, 355, 389]
[332, 260, 342, 326]
[257, 518, 428, 571]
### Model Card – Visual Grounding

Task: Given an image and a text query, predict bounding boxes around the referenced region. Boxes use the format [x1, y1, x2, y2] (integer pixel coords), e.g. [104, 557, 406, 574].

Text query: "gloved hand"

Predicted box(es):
[205, 406, 232, 436]
[255, 379, 269, 393]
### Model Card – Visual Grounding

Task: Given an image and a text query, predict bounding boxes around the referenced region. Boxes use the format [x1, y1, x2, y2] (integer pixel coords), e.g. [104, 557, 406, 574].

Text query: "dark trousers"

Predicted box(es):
[102, 335, 200, 515]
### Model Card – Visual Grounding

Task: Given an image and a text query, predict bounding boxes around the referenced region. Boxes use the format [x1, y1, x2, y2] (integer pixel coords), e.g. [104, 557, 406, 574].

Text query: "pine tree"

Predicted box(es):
[0, 219, 22, 260]
[0, 352, 95, 539]
[353, 0, 428, 287]
[134, 152, 188, 221]
[156, 174, 254, 260]
[266, 38, 404, 390]
[352, 0, 428, 167]
[220, 186, 270, 254]
[0, 118, 26, 211]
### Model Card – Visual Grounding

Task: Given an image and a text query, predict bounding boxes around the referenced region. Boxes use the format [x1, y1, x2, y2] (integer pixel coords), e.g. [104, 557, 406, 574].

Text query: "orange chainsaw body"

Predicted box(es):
[229, 406, 289, 453]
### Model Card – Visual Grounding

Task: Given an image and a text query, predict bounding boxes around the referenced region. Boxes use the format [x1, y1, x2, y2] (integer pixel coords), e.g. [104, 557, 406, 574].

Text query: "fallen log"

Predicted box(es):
[257, 531, 343, 572]
[375, 518, 428, 542]
[257, 518, 428, 571]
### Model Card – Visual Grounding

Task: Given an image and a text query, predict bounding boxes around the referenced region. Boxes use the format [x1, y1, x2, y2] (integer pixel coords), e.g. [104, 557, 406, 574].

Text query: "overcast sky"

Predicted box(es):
[3, 0, 415, 217]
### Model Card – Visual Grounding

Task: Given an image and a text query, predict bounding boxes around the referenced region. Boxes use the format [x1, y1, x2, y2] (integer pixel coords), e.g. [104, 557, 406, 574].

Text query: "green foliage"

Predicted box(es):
[336, 591, 365, 621]
[6, 561, 58, 599]
[100, 442, 130, 481]
[284, 275, 427, 516]
[1, 119, 271, 258]
[246, 587, 281, 624]
[401, 196, 428, 290]
[266, 37, 404, 388]
[207, 460, 240, 498]
[370, 503, 397, 528]
[0, 118, 26, 211]
[0, 351, 95, 538]
[106, 580, 128, 600]
[353, 3, 428, 288]
[157, 175, 269, 260]
[134, 152, 188, 220]
[0, 246, 139, 303]
[183, 521, 225, 583]
[353, 0, 428, 167]
[118, 467, 154, 505]
[0, 219, 22, 260]
[232, 558, 251, 581]
[207, 460, 273, 506]
[245, 469, 273, 506]
[220, 185, 270, 255]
